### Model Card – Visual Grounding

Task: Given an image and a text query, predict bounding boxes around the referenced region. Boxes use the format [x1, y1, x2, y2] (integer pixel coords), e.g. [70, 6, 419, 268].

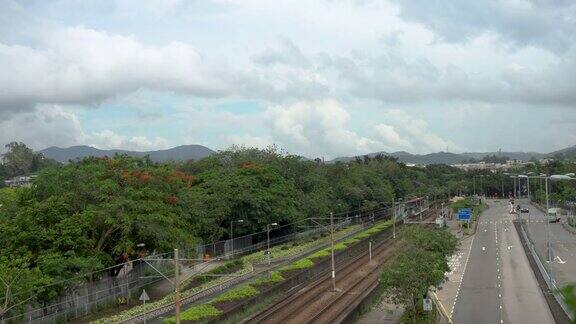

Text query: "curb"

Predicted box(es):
[561, 222, 576, 235]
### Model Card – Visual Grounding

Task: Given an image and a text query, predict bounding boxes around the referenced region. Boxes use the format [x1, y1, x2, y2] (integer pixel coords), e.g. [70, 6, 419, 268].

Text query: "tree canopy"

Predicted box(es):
[0, 144, 470, 317]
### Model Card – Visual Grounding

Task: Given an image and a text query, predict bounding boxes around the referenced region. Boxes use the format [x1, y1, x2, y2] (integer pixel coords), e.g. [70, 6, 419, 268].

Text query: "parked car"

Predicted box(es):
[520, 207, 529, 213]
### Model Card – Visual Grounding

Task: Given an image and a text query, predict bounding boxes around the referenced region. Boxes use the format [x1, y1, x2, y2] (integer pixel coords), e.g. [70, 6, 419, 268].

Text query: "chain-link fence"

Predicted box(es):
[1, 198, 433, 324]
[1, 252, 175, 324]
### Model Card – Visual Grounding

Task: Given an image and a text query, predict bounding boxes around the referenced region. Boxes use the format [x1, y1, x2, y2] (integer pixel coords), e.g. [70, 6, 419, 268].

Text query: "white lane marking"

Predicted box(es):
[555, 256, 566, 264]
[450, 235, 476, 319]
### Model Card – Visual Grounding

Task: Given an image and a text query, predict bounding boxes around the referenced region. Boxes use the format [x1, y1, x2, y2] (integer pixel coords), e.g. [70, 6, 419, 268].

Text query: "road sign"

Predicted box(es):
[457, 208, 472, 221]
[139, 289, 150, 303]
[423, 298, 433, 311]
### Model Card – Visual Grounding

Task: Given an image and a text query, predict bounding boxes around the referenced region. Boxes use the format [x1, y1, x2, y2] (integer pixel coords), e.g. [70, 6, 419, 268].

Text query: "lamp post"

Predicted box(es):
[266, 222, 278, 266]
[230, 219, 244, 258]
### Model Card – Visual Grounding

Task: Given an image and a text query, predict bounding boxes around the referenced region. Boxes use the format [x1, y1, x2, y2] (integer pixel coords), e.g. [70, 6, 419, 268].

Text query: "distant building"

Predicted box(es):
[452, 159, 533, 172]
[4, 175, 35, 188]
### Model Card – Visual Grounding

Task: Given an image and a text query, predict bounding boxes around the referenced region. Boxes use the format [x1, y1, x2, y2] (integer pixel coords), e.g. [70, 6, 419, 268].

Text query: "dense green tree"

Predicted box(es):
[1, 142, 60, 179]
[0, 144, 476, 316]
[3, 142, 35, 176]
[380, 226, 455, 322]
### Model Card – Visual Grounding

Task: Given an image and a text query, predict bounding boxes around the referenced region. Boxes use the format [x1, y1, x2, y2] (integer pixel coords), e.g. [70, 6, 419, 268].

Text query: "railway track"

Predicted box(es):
[244, 208, 439, 324]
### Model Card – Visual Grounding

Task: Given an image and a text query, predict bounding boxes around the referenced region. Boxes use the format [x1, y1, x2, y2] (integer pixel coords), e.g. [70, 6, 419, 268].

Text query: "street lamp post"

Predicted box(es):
[230, 219, 244, 258]
[545, 177, 551, 266]
[267, 222, 278, 266]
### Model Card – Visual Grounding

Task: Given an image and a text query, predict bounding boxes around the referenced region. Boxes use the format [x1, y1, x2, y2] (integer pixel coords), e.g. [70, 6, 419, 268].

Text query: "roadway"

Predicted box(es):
[452, 200, 554, 324]
[519, 200, 576, 287]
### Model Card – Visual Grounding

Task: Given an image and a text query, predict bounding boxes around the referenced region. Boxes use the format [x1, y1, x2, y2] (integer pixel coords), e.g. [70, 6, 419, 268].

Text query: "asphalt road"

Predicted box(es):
[519, 200, 576, 287]
[452, 200, 554, 324]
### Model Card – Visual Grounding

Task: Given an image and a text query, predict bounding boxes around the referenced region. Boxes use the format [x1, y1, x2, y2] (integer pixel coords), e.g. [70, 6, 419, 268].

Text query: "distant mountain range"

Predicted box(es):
[40, 145, 215, 163]
[329, 146, 576, 165]
[39, 144, 576, 165]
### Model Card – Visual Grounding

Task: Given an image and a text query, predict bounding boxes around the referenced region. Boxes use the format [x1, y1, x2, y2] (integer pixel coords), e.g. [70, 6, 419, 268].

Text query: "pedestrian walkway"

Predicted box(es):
[435, 235, 475, 319]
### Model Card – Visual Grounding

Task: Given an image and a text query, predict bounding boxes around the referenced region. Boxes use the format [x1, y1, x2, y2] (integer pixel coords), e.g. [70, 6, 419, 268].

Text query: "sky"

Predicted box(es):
[1, 0, 575, 158]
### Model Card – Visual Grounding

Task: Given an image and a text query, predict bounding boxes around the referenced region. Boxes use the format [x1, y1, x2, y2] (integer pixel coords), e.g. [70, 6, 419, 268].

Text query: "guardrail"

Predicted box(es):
[517, 221, 573, 323]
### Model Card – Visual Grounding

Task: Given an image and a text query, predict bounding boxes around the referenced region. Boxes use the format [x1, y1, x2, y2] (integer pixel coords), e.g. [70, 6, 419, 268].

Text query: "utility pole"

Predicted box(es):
[369, 241, 372, 265]
[330, 212, 336, 291]
[174, 249, 180, 324]
[392, 198, 396, 239]
[267, 224, 271, 266]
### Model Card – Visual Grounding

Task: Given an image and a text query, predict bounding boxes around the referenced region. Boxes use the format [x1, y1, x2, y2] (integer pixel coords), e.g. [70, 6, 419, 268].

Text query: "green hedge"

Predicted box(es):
[253, 271, 284, 286]
[212, 285, 259, 303]
[163, 304, 222, 323]
[279, 258, 314, 271]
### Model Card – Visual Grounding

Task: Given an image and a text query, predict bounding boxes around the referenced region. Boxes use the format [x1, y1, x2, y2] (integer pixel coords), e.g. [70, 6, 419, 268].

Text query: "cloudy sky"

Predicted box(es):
[1, 0, 575, 158]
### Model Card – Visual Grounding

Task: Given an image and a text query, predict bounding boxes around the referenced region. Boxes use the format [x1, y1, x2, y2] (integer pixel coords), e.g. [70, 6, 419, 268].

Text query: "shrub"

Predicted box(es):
[193, 260, 242, 286]
[280, 258, 314, 271]
[163, 304, 222, 323]
[334, 243, 347, 251]
[342, 237, 360, 246]
[309, 249, 331, 259]
[212, 285, 259, 303]
[253, 271, 284, 286]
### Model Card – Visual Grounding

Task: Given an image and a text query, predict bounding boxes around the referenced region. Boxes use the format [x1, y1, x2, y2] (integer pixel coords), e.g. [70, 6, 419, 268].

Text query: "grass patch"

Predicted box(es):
[163, 304, 222, 323]
[212, 285, 259, 303]
[280, 258, 314, 272]
[342, 237, 360, 245]
[253, 271, 284, 286]
[187, 259, 243, 288]
[309, 249, 331, 259]
[241, 224, 360, 264]
[334, 242, 347, 251]
[98, 261, 253, 323]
